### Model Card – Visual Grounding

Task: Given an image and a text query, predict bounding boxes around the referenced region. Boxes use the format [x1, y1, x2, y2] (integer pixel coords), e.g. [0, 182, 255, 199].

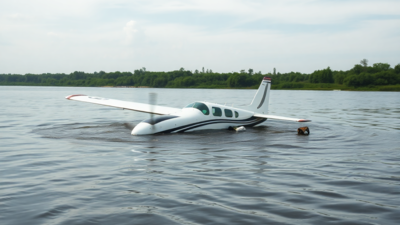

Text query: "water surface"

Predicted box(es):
[1, 87, 399, 225]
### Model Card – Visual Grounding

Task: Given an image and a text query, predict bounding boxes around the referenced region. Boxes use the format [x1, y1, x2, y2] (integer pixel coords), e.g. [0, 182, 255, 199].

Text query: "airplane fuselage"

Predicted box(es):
[131, 101, 266, 135]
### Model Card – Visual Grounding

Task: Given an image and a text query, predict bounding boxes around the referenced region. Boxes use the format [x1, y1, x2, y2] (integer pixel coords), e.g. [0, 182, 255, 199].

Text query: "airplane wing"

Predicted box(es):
[65, 94, 181, 115]
[253, 113, 311, 122]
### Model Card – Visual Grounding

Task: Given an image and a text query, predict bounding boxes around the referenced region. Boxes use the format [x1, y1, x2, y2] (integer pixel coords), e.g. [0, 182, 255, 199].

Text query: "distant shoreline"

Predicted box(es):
[1, 84, 399, 91]
[1, 63, 399, 91]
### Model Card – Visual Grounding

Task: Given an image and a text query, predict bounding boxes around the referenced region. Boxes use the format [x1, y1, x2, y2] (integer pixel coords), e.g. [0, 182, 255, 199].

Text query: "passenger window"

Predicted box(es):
[212, 107, 222, 116]
[235, 111, 239, 118]
[194, 102, 209, 115]
[224, 109, 233, 117]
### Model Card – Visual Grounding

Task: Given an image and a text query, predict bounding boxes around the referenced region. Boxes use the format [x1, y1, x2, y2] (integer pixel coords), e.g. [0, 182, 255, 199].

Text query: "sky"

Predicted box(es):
[1, 0, 399, 74]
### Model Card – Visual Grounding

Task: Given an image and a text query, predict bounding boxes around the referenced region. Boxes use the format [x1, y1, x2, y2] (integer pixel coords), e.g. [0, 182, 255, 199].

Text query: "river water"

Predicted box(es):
[1, 86, 399, 225]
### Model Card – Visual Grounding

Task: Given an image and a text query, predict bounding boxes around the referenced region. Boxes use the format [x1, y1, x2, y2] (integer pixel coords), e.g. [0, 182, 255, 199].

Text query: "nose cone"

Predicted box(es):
[131, 122, 155, 135]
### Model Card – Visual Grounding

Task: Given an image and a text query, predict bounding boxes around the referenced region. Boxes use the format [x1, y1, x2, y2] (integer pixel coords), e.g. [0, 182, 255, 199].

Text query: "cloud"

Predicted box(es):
[130, 0, 400, 25]
[4, 13, 30, 20]
[123, 20, 138, 44]
[0, 0, 399, 74]
[47, 31, 61, 37]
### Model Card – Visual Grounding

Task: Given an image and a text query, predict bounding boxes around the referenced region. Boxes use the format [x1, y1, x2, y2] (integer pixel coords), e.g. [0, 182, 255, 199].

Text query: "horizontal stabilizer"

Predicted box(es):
[65, 94, 181, 115]
[253, 113, 311, 122]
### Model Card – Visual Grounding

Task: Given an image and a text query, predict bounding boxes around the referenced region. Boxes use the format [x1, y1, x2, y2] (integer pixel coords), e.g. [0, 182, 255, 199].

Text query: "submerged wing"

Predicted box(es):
[66, 94, 181, 115]
[253, 113, 311, 122]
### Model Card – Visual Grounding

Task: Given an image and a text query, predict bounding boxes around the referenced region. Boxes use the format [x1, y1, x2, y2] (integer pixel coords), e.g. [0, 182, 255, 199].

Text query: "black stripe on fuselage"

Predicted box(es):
[174, 118, 265, 133]
[169, 117, 260, 133]
[155, 117, 266, 134]
[143, 115, 178, 125]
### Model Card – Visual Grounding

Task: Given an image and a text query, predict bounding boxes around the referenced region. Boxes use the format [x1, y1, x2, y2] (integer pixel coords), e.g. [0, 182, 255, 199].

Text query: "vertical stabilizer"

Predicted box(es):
[247, 77, 271, 114]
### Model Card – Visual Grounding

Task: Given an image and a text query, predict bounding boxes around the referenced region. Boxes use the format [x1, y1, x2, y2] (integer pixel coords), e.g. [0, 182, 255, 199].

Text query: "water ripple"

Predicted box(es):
[1, 87, 399, 225]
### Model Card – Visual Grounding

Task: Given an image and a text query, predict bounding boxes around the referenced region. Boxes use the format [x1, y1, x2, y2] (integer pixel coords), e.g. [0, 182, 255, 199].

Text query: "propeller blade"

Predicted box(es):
[149, 92, 157, 131]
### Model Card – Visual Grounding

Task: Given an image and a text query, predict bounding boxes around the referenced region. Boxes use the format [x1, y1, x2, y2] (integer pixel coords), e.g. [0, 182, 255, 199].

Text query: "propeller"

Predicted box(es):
[124, 92, 157, 133]
[149, 92, 157, 131]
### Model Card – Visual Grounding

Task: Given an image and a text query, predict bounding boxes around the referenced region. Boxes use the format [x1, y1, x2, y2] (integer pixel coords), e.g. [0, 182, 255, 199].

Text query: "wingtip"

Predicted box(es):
[65, 94, 86, 100]
[298, 119, 311, 122]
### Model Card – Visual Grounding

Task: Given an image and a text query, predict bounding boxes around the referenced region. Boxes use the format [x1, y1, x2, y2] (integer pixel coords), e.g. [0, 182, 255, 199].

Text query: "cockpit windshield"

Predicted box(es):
[185, 102, 195, 108]
[184, 102, 209, 115]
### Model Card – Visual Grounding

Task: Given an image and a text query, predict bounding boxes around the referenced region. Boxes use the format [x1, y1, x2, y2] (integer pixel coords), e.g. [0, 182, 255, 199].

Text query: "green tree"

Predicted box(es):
[360, 59, 368, 67]
[394, 64, 400, 74]
[352, 64, 363, 74]
[374, 71, 397, 85]
[310, 67, 333, 83]
[373, 63, 390, 71]
[248, 68, 253, 76]
[227, 73, 247, 87]
[153, 77, 167, 87]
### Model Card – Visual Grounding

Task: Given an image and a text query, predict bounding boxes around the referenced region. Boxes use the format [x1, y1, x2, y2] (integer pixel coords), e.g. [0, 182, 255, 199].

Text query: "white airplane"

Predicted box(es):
[66, 77, 310, 135]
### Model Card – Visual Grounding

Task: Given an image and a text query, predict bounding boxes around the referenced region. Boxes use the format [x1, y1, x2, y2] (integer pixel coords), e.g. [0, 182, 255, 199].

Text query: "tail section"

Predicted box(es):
[247, 77, 271, 114]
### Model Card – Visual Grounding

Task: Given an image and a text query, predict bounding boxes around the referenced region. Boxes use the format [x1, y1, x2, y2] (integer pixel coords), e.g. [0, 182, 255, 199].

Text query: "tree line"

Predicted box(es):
[1, 60, 399, 89]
